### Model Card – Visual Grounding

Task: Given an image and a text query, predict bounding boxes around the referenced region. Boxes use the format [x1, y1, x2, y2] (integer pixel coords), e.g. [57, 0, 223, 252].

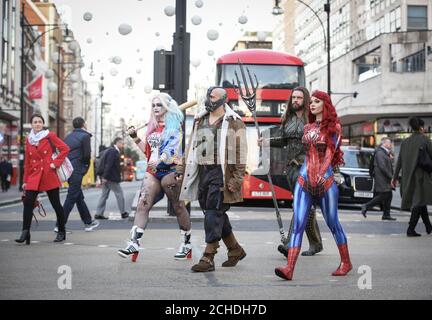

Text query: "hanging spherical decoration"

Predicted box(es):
[238, 15, 248, 24]
[45, 69, 54, 79]
[83, 12, 93, 22]
[257, 31, 267, 42]
[112, 56, 122, 65]
[118, 23, 132, 35]
[191, 15, 202, 25]
[155, 32, 160, 37]
[136, 69, 142, 74]
[144, 85, 153, 94]
[48, 82, 58, 92]
[69, 74, 79, 82]
[207, 29, 219, 41]
[191, 58, 201, 68]
[195, 0, 204, 8]
[207, 50, 214, 56]
[110, 68, 118, 76]
[86, 38, 93, 44]
[164, 6, 175, 17]
[68, 41, 79, 51]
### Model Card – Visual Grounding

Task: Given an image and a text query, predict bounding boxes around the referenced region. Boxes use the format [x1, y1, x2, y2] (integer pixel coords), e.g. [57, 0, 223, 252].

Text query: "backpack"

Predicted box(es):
[95, 148, 109, 176]
[418, 144, 432, 173]
[369, 152, 376, 177]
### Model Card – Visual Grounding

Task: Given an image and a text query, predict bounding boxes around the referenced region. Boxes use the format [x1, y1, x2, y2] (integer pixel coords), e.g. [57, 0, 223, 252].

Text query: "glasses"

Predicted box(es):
[152, 103, 163, 108]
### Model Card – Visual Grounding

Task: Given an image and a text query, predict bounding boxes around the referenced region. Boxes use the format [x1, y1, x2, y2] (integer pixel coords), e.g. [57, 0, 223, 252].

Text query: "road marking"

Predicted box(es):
[354, 220, 361, 222]
[165, 247, 174, 250]
[390, 234, 401, 236]
[31, 241, 40, 244]
[329, 279, 338, 282]
[98, 245, 109, 248]
[366, 235, 375, 238]
[64, 242, 74, 245]
[1, 239, 9, 242]
[265, 241, 274, 244]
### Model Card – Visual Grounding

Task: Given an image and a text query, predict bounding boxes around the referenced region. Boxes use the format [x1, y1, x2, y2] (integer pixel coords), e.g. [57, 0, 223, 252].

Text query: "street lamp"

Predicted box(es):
[272, 0, 284, 15]
[334, 92, 359, 106]
[275, 0, 331, 94]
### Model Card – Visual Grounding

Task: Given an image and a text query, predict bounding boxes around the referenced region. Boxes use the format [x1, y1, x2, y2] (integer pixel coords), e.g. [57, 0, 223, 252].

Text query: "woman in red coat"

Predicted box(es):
[15, 114, 70, 244]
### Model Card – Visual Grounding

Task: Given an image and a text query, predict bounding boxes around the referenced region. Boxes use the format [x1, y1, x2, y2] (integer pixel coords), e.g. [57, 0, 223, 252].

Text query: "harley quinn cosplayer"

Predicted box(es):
[117, 93, 192, 262]
[275, 90, 352, 280]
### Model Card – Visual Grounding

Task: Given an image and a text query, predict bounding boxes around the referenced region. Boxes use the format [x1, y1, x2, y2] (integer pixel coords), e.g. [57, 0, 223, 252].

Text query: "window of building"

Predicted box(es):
[407, 6, 428, 30]
[354, 47, 381, 82]
[390, 42, 425, 73]
[390, 7, 401, 32]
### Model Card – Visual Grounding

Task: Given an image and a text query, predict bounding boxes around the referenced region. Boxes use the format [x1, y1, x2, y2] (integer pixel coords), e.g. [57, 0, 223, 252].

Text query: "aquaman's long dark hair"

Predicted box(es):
[280, 86, 311, 128]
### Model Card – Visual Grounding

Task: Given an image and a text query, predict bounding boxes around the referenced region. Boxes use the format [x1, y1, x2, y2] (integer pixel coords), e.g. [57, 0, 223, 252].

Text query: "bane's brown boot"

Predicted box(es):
[221, 232, 246, 267]
[191, 241, 219, 272]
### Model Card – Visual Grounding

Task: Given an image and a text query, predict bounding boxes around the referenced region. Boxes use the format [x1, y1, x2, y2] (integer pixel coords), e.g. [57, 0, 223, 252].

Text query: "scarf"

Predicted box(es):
[28, 129, 50, 146]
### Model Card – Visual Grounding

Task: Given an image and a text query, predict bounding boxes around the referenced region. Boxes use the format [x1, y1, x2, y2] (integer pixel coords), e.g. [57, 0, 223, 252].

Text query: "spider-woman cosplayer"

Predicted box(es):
[118, 93, 192, 261]
[275, 90, 352, 280]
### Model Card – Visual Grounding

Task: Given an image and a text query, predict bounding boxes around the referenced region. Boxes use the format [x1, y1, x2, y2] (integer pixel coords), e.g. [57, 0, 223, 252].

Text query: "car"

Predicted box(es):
[338, 146, 375, 204]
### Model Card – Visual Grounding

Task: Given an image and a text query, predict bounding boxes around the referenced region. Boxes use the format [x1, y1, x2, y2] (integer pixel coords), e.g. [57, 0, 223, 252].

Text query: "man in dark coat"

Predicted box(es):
[61, 117, 99, 232]
[361, 137, 396, 220]
[95, 137, 129, 219]
[392, 117, 432, 236]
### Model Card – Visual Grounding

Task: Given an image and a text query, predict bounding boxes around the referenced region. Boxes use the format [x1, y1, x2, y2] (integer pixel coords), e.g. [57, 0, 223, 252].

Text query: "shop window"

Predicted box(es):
[353, 47, 381, 82]
[407, 6, 428, 30]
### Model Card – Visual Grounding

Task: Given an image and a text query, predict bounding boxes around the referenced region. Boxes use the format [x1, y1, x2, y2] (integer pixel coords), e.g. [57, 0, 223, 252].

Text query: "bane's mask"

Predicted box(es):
[205, 86, 227, 112]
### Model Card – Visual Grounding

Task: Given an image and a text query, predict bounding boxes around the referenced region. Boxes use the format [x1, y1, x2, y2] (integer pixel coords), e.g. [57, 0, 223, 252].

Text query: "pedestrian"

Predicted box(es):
[60, 117, 99, 232]
[259, 87, 323, 257]
[117, 93, 193, 261]
[15, 114, 70, 244]
[361, 137, 396, 220]
[94, 137, 129, 220]
[178, 86, 247, 272]
[391, 117, 432, 236]
[0, 157, 12, 192]
[275, 90, 352, 280]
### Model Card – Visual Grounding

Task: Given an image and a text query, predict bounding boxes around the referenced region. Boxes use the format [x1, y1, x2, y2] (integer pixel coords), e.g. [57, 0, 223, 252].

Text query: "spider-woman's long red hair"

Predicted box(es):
[308, 90, 344, 167]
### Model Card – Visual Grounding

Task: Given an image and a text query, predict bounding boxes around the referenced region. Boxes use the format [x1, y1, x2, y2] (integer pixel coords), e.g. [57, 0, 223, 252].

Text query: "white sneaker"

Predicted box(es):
[118, 241, 140, 258]
[84, 220, 100, 232]
[174, 242, 192, 260]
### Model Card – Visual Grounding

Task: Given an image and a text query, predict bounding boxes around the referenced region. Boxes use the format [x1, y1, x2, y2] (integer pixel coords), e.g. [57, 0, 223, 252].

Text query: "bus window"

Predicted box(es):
[218, 64, 305, 89]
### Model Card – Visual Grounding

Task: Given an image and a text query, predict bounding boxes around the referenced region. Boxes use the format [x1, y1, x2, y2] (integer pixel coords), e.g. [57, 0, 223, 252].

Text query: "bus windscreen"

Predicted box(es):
[217, 64, 305, 89]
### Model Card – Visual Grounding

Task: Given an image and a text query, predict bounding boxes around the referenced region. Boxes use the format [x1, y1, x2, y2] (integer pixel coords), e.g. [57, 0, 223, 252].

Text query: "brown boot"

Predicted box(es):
[191, 241, 219, 272]
[221, 232, 247, 267]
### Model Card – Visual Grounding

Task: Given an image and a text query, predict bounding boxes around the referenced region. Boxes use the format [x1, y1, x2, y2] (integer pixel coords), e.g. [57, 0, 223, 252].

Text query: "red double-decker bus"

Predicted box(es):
[216, 49, 306, 203]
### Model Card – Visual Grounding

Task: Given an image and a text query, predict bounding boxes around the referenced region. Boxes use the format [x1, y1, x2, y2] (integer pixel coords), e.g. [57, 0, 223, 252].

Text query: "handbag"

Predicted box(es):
[48, 138, 74, 182]
[417, 144, 432, 174]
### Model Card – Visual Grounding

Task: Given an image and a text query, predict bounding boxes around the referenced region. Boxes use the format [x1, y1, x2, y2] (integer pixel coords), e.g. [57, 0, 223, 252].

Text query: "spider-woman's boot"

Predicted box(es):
[274, 247, 301, 280]
[332, 243, 352, 276]
[118, 226, 144, 262]
[174, 229, 192, 260]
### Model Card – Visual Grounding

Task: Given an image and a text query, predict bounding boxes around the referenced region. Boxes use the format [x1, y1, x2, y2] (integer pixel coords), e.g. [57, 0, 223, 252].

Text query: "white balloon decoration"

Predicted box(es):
[191, 58, 201, 68]
[257, 31, 267, 42]
[112, 56, 122, 65]
[86, 38, 92, 44]
[48, 82, 58, 92]
[207, 50, 214, 56]
[155, 32, 160, 37]
[144, 85, 153, 94]
[136, 69, 142, 74]
[118, 23, 132, 35]
[110, 68, 118, 76]
[207, 29, 219, 41]
[238, 15, 248, 24]
[191, 15, 202, 25]
[164, 6, 175, 17]
[195, 0, 204, 8]
[83, 12, 93, 22]
[45, 69, 54, 79]
[69, 74, 79, 82]
[68, 41, 79, 51]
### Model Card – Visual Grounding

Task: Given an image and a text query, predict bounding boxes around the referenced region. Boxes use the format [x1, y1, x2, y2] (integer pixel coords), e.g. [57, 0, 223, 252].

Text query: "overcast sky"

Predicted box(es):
[51, 0, 279, 125]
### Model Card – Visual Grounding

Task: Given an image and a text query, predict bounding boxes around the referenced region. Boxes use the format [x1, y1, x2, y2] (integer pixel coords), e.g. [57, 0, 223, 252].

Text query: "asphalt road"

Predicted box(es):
[0, 181, 431, 300]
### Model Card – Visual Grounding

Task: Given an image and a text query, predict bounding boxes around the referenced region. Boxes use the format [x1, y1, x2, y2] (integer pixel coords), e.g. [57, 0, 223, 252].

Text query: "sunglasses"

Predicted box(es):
[152, 103, 163, 108]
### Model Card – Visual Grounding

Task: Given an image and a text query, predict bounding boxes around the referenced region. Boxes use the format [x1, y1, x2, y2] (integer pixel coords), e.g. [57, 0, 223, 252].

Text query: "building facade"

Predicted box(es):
[275, 0, 432, 153]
